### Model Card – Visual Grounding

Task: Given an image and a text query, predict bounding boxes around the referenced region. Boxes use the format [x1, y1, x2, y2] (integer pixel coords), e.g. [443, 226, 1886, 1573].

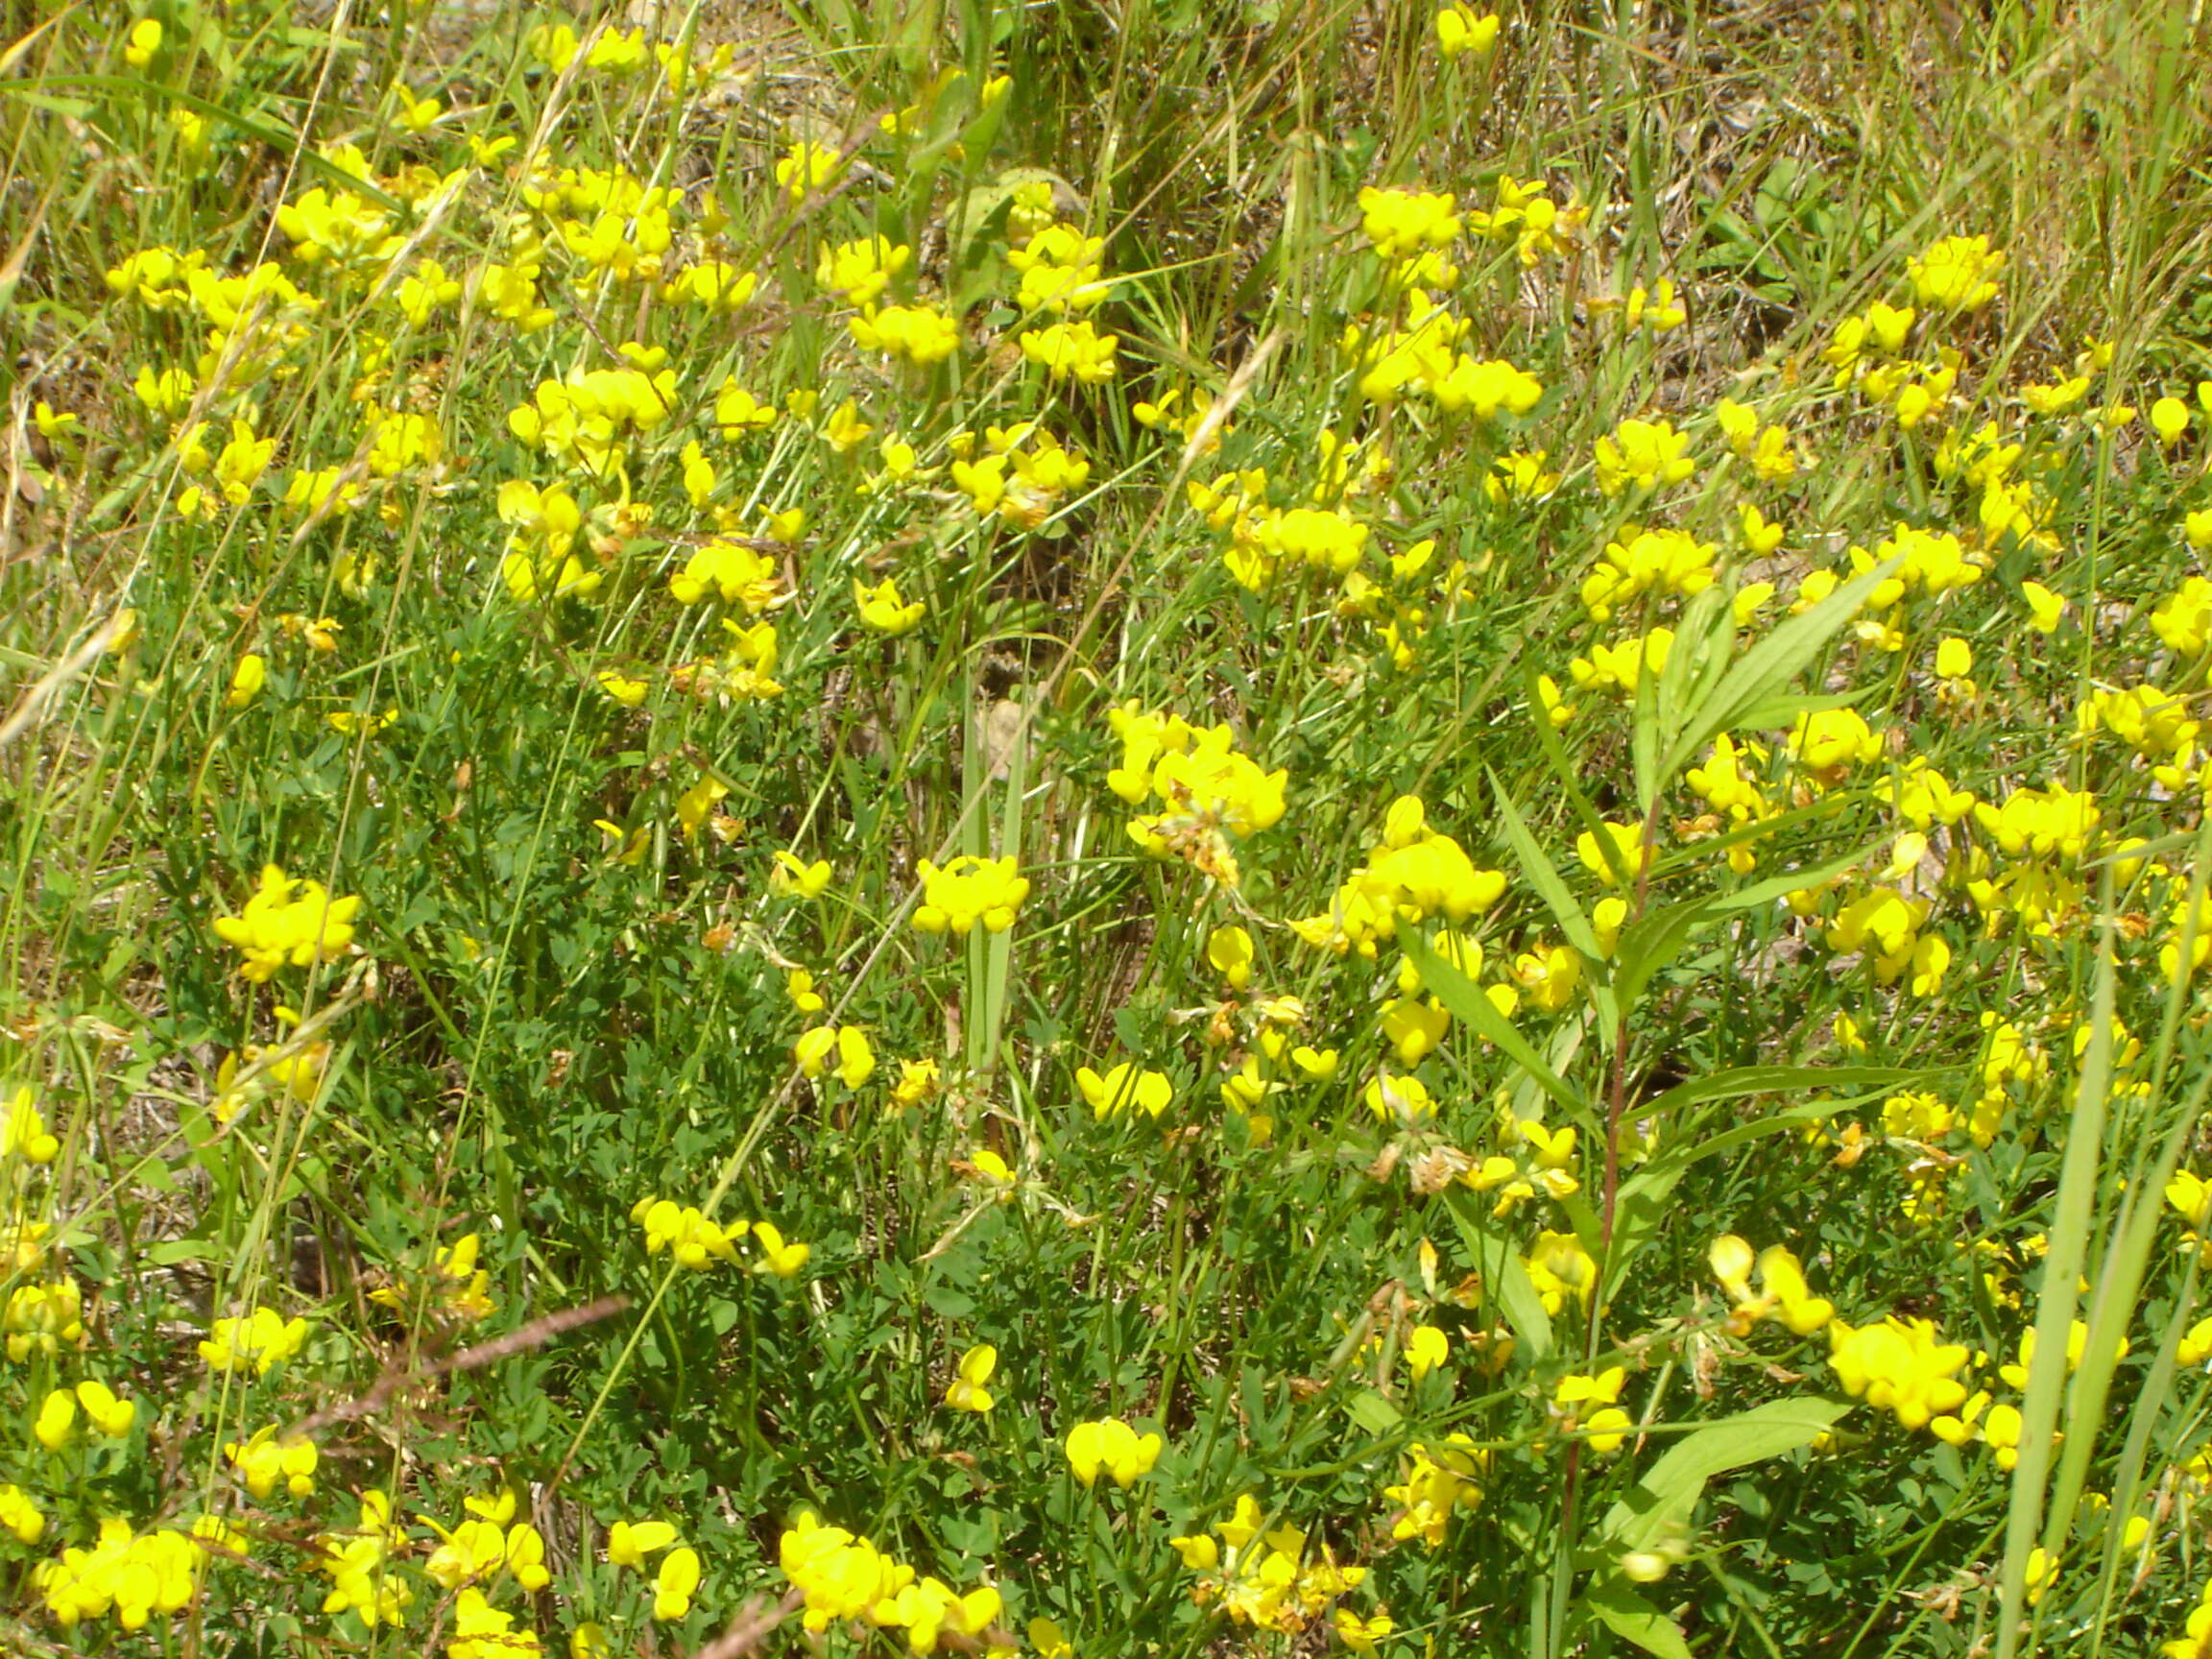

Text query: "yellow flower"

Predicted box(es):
[34, 1389, 75, 1451]
[771, 851, 832, 898]
[227, 653, 268, 708]
[1435, 2, 1500, 57]
[225, 1424, 319, 1498]
[2, 1088, 59, 1164]
[1065, 1417, 1163, 1487]
[675, 774, 729, 839]
[795, 1025, 875, 1088]
[1907, 234, 2004, 313]
[647, 1545, 699, 1621]
[1358, 187, 1461, 259]
[2152, 397, 2191, 448]
[632, 1197, 746, 1269]
[0, 1484, 44, 1545]
[946, 1344, 997, 1411]
[212, 865, 362, 981]
[1576, 821, 1647, 887]
[774, 140, 843, 201]
[751, 1221, 811, 1277]
[1076, 1061, 1172, 1119]
[893, 1059, 942, 1107]
[1205, 924, 1255, 989]
[607, 1519, 679, 1568]
[1826, 1315, 1970, 1430]
[849, 302, 961, 366]
[854, 576, 926, 636]
[785, 969, 826, 1015]
[913, 855, 1029, 935]
[1405, 1324, 1450, 1381]
[123, 17, 161, 67]
[817, 236, 912, 307]
[1593, 418, 1696, 495]
[199, 1306, 310, 1374]
[75, 1380, 135, 1438]
[1021, 320, 1119, 383]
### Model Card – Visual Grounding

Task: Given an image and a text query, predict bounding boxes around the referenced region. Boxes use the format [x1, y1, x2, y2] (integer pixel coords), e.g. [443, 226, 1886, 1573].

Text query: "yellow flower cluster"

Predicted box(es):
[950, 421, 1090, 527]
[1466, 174, 1586, 265]
[1077, 1060, 1172, 1119]
[818, 235, 913, 306]
[1552, 1367, 1632, 1454]
[1825, 1316, 1970, 1431]
[1021, 318, 1119, 383]
[632, 1196, 811, 1277]
[1350, 295, 1544, 419]
[36, 1518, 206, 1629]
[850, 301, 961, 366]
[1065, 1417, 1163, 1486]
[313, 1488, 411, 1629]
[1170, 1493, 1375, 1635]
[507, 359, 678, 477]
[1357, 187, 1460, 259]
[1007, 223, 1107, 313]
[1382, 1435, 1487, 1546]
[212, 865, 362, 982]
[225, 1424, 319, 1499]
[1907, 233, 2005, 314]
[1579, 526, 1717, 620]
[1289, 795, 1505, 957]
[1593, 417, 1695, 495]
[1524, 1229, 1595, 1315]
[913, 855, 1029, 935]
[1709, 1237, 1834, 1334]
[780, 1509, 1002, 1651]
[599, 1515, 702, 1621]
[1107, 705, 1288, 887]
[669, 537, 786, 611]
[199, 1306, 309, 1375]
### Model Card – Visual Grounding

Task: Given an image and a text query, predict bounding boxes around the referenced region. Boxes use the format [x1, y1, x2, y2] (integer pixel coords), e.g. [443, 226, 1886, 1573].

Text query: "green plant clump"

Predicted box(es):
[4, 1, 2212, 1655]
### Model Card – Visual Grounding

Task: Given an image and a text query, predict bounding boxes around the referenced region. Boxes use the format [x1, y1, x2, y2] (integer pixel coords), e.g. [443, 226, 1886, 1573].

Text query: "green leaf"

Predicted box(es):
[1603, 1398, 1851, 1551]
[1640, 1064, 1921, 1127]
[1345, 1389, 1404, 1435]
[1441, 1189, 1551, 1364]
[1608, 895, 1716, 1018]
[1654, 560, 1898, 788]
[1584, 1580, 1694, 1659]
[1487, 770, 1606, 964]
[1705, 838, 1886, 915]
[1400, 924, 1588, 1122]
[1636, 584, 1736, 816]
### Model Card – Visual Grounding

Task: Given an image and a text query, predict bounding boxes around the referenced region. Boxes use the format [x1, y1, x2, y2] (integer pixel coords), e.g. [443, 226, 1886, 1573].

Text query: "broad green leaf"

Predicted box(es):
[1442, 1189, 1551, 1364]
[1400, 924, 1588, 1121]
[1524, 666, 1619, 858]
[1706, 837, 1887, 915]
[1584, 1580, 1694, 1659]
[1488, 770, 1606, 964]
[1608, 895, 1716, 1018]
[1641, 1064, 1921, 1127]
[1345, 1389, 1403, 1435]
[1602, 1166, 1687, 1302]
[2002, 934, 2117, 1659]
[1654, 559, 1896, 788]
[1636, 583, 1735, 816]
[1603, 1398, 1851, 1551]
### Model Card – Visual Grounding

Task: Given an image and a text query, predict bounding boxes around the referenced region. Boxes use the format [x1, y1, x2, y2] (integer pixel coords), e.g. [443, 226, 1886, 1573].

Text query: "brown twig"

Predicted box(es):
[288, 1294, 629, 1439]
[684, 1589, 805, 1659]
